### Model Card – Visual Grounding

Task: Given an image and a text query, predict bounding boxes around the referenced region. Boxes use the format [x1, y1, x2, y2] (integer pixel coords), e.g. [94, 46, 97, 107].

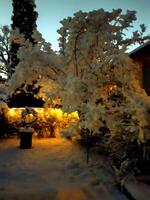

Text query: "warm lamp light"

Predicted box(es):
[5, 107, 79, 137]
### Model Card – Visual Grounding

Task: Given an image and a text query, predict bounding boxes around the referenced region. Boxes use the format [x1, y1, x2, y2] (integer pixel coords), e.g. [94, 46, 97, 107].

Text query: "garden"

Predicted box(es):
[0, 0, 150, 199]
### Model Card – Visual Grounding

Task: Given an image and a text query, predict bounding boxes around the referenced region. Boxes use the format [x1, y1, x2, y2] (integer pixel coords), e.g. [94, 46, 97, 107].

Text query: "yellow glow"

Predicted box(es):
[7, 108, 22, 124]
[109, 84, 117, 91]
[103, 83, 117, 93]
[5, 107, 79, 137]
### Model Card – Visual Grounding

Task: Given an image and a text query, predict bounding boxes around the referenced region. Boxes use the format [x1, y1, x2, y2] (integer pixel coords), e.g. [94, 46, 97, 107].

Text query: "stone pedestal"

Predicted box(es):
[19, 127, 34, 149]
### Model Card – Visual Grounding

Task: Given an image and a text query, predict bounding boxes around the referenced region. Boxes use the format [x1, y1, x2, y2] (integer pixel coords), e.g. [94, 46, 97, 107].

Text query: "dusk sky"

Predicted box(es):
[0, 0, 150, 51]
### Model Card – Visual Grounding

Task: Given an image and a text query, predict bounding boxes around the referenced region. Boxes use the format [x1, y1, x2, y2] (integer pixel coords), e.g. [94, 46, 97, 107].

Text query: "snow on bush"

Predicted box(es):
[47, 9, 150, 146]
[4, 8, 150, 146]
[5, 29, 62, 101]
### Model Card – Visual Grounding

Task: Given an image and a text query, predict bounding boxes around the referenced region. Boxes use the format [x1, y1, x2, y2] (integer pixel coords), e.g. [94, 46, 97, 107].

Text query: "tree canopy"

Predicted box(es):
[10, 0, 38, 77]
[0, 25, 10, 77]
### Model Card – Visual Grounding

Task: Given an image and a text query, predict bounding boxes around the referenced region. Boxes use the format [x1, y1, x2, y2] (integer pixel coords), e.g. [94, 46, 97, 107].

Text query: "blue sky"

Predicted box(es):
[0, 0, 150, 51]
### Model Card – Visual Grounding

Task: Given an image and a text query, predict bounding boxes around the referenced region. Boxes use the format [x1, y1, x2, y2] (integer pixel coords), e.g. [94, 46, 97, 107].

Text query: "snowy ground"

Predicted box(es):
[0, 137, 127, 200]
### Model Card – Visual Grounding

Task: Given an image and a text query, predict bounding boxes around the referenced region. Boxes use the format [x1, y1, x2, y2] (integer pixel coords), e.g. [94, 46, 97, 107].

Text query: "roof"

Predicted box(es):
[129, 41, 150, 57]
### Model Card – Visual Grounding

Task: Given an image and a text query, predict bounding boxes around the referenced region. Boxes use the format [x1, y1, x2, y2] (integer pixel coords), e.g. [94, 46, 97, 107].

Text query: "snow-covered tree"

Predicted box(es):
[10, 0, 38, 77]
[58, 9, 150, 77]
[6, 29, 62, 104]
[50, 9, 150, 171]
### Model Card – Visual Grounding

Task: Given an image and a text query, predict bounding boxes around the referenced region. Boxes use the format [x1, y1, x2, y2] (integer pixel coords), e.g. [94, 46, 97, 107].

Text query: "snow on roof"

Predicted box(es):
[129, 41, 150, 56]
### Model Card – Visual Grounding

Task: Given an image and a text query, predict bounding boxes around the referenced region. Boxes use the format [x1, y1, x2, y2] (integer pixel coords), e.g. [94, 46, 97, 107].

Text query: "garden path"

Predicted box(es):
[0, 137, 127, 200]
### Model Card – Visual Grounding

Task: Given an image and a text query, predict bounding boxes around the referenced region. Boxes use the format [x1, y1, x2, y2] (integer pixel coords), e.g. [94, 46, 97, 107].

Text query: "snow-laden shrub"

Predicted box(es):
[6, 29, 61, 102]
[48, 9, 150, 182]
[50, 9, 150, 141]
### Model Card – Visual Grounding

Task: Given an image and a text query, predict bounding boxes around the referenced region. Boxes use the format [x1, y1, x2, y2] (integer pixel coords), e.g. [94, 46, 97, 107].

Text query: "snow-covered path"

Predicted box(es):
[0, 138, 127, 200]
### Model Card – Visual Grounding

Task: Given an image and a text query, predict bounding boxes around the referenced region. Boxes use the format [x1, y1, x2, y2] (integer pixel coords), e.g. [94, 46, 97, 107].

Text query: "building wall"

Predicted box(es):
[130, 45, 150, 95]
